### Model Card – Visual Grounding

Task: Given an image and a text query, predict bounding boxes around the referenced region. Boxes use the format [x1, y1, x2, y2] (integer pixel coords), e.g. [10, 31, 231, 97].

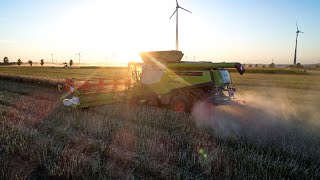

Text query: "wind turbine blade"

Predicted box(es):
[169, 9, 177, 19]
[296, 21, 299, 31]
[179, 6, 192, 13]
[300, 31, 304, 33]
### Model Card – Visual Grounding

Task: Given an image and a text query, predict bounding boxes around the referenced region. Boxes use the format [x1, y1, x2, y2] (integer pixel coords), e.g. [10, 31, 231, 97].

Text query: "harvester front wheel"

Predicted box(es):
[170, 96, 190, 113]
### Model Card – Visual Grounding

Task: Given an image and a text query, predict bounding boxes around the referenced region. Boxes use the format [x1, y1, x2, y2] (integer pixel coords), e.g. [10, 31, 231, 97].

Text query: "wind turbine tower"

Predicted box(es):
[51, 53, 54, 64]
[169, 0, 192, 51]
[293, 22, 304, 65]
[76, 52, 81, 64]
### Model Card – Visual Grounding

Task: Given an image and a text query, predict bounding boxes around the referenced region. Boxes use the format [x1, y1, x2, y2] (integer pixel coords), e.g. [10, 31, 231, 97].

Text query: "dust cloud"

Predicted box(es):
[191, 89, 320, 144]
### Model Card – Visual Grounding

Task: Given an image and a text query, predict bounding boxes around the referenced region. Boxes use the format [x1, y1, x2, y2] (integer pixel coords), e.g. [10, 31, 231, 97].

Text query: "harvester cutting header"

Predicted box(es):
[62, 50, 245, 112]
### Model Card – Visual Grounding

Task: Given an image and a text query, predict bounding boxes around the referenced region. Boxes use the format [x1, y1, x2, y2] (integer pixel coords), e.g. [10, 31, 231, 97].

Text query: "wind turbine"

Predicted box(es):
[51, 53, 54, 64]
[169, 0, 192, 51]
[76, 52, 81, 64]
[293, 22, 304, 65]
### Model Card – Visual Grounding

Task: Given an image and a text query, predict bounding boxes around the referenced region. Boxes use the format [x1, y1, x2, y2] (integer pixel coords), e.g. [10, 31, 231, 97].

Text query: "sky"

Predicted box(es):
[0, 0, 319, 65]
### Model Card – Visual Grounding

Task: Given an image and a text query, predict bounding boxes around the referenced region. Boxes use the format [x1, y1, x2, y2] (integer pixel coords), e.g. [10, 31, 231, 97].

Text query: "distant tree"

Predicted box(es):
[28, 60, 33, 66]
[269, 63, 275, 68]
[40, 59, 44, 66]
[296, 63, 304, 69]
[69, 59, 73, 66]
[255, 64, 259, 68]
[248, 64, 252, 68]
[316, 64, 319, 68]
[262, 65, 266, 68]
[3, 57, 9, 64]
[17, 59, 22, 66]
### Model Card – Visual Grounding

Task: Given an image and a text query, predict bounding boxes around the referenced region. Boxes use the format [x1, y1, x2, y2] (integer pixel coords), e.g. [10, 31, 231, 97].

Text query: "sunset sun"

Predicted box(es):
[48, 0, 175, 64]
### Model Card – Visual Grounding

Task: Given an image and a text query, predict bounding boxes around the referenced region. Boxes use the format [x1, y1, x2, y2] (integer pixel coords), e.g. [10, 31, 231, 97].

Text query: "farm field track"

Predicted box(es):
[0, 69, 320, 178]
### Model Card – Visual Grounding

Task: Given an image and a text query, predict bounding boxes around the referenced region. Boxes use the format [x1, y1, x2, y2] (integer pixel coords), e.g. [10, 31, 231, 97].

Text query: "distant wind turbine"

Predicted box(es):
[169, 0, 192, 51]
[76, 52, 81, 64]
[293, 22, 304, 65]
[51, 53, 54, 64]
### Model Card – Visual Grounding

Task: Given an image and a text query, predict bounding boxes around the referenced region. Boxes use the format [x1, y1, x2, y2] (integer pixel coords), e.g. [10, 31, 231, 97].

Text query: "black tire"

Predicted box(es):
[170, 95, 191, 112]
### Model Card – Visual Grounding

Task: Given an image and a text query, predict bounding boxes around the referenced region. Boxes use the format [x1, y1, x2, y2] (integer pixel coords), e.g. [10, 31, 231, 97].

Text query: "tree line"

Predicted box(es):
[2, 57, 74, 67]
[246, 62, 304, 69]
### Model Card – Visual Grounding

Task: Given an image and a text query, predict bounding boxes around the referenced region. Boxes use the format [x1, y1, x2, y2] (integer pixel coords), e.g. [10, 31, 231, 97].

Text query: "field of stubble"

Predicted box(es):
[0, 71, 320, 179]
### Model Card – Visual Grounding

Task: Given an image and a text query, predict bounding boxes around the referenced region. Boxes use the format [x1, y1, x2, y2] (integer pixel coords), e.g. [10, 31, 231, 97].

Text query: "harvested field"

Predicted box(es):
[0, 69, 320, 179]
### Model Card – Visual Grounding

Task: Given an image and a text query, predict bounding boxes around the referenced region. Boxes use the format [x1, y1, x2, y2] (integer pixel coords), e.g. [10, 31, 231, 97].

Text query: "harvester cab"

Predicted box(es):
[61, 50, 245, 112]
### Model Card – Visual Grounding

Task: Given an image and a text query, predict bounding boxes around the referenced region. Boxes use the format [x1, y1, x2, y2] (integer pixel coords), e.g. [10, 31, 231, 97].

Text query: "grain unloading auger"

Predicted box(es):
[61, 50, 245, 112]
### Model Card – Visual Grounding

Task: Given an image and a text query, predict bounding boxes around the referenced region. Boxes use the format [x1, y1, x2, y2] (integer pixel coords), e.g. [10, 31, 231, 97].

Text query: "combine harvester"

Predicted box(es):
[62, 50, 245, 112]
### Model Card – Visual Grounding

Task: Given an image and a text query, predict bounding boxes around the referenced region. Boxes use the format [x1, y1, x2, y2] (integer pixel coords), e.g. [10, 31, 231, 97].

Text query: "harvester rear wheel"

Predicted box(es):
[170, 95, 190, 112]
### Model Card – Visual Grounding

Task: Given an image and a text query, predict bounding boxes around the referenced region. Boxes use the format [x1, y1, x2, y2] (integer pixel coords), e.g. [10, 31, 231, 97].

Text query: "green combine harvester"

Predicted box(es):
[62, 50, 245, 112]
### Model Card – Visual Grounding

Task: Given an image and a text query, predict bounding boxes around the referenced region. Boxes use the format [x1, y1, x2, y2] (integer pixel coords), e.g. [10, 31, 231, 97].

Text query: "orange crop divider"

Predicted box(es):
[65, 78, 74, 92]
[65, 78, 124, 93]
[82, 80, 91, 91]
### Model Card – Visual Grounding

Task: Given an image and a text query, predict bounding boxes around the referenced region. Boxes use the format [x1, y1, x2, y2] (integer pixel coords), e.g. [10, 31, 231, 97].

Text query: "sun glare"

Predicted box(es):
[50, 0, 174, 64]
